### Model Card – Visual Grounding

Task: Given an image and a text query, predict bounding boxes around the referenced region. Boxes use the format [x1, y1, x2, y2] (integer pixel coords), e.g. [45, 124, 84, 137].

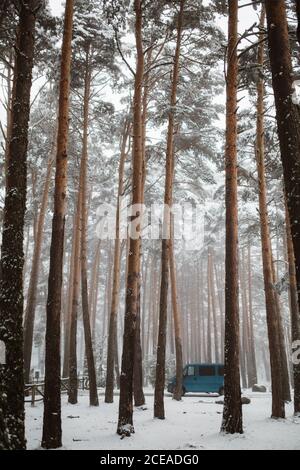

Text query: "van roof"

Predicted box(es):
[186, 363, 224, 367]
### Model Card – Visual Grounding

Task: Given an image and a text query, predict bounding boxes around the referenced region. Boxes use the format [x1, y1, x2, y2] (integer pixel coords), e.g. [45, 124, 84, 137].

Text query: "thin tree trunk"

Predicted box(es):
[90, 240, 101, 340]
[169, 234, 183, 401]
[105, 119, 130, 403]
[247, 242, 258, 387]
[154, 0, 185, 420]
[296, 0, 300, 46]
[117, 0, 144, 436]
[42, 0, 74, 449]
[254, 6, 285, 419]
[141, 254, 149, 359]
[270, 252, 291, 403]
[114, 327, 120, 389]
[206, 252, 212, 364]
[23, 128, 56, 384]
[221, 0, 243, 435]
[133, 292, 145, 406]
[3, 51, 14, 185]
[68, 190, 81, 404]
[239, 251, 249, 389]
[265, 0, 300, 323]
[285, 200, 300, 414]
[209, 249, 219, 363]
[133, 48, 152, 408]
[0, 1, 37, 450]
[200, 259, 207, 363]
[80, 46, 99, 407]
[62, 214, 76, 378]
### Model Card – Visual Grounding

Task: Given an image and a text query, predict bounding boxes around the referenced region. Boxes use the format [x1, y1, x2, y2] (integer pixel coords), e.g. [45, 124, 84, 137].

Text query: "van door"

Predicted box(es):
[183, 365, 199, 392]
[198, 365, 217, 393]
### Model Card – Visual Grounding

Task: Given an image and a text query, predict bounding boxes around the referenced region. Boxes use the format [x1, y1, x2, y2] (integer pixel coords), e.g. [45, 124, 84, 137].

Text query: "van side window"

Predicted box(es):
[218, 366, 224, 376]
[199, 366, 215, 376]
[187, 366, 196, 376]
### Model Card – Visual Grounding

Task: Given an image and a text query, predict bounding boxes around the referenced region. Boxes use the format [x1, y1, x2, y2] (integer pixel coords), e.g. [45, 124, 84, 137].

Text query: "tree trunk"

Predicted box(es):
[62, 215, 76, 378]
[247, 242, 258, 387]
[169, 234, 183, 401]
[0, 1, 37, 450]
[133, 49, 152, 408]
[221, 0, 243, 435]
[42, 0, 74, 449]
[265, 0, 300, 323]
[23, 127, 56, 384]
[209, 249, 219, 363]
[270, 253, 291, 403]
[105, 119, 130, 403]
[90, 240, 101, 340]
[133, 293, 145, 406]
[254, 6, 285, 419]
[200, 260, 207, 362]
[240, 250, 249, 389]
[296, 0, 300, 46]
[68, 191, 81, 404]
[285, 202, 300, 414]
[117, 0, 144, 436]
[80, 46, 99, 407]
[154, 0, 185, 420]
[3, 51, 14, 186]
[206, 252, 212, 364]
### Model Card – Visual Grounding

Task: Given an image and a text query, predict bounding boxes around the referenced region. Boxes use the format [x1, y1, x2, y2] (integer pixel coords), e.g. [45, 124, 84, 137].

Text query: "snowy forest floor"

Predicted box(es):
[26, 390, 300, 450]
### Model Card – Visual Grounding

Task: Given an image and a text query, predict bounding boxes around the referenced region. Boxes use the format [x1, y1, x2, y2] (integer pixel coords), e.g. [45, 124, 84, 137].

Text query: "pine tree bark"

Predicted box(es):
[247, 243, 258, 387]
[0, 0, 37, 450]
[199, 260, 207, 363]
[68, 190, 81, 404]
[133, 50, 151, 408]
[80, 46, 99, 407]
[90, 240, 101, 340]
[23, 128, 56, 384]
[42, 0, 74, 449]
[265, 0, 300, 323]
[117, 0, 144, 436]
[105, 120, 130, 403]
[221, 0, 243, 435]
[133, 292, 145, 406]
[285, 202, 300, 414]
[62, 214, 76, 378]
[254, 7, 284, 418]
[154, 0, 185, 420]
[296, 0, 300, 46]
[169, 234, 183, 401]
[209, 249, 219, 363]
[3, 52, 14, 186]
[242, 248, 255, 389]
[240, 249, 249, 389]
[206, 252, 212, 364]
[270, 253, 291, 403]
[0, 0, 38, 450]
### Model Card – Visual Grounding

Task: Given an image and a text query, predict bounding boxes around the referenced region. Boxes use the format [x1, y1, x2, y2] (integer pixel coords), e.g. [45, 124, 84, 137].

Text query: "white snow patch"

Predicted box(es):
[25, 390, 300, 450]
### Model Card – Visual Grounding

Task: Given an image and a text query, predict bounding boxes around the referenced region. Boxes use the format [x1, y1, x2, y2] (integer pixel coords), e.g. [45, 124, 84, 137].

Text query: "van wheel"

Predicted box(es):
[219, 387, 224, 396]
[182, 387, 186, 396]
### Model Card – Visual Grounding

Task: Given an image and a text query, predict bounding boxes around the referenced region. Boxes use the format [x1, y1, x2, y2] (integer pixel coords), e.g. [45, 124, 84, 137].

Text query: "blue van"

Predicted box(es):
[167, 363, 224, 395]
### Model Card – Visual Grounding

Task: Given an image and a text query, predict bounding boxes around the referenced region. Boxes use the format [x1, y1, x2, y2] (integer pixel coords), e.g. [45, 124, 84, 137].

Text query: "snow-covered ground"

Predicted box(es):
[26, 390, 300, 450]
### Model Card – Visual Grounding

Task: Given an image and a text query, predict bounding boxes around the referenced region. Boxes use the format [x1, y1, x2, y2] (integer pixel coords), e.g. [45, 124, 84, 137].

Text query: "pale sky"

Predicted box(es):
[0, 1, 259, 140]
[48, 0, 259, 34]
